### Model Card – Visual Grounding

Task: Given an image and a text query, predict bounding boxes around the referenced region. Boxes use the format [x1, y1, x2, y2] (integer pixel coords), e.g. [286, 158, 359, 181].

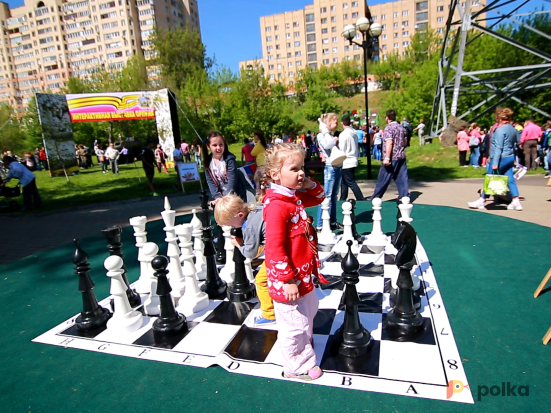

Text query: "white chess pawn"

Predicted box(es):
[104, 255, 143, 334]
[129, 215, 150, 294]
[334, 202, 358, 254]
[317, 198, 337, 245]
[175, 223, 209, 315]
[363, 197, 387, 254]
[190, 209, 206, 281]
[219, 226, 235, 282]
[142, 242, 163, 316]
[398, 196, 413, 223]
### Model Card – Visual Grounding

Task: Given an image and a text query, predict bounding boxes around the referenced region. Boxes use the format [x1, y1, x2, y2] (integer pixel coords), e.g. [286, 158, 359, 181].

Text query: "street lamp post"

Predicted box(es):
[342, 18, 383, 179]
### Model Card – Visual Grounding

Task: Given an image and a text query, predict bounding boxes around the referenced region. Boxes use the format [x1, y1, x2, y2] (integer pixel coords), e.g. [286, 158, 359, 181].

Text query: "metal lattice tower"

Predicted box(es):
[429, 0, 551, 138]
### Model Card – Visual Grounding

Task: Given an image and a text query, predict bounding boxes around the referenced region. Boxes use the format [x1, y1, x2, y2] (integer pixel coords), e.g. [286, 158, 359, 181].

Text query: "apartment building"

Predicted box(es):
[0, 0, 200, 111]
[239, 0, 484, 84]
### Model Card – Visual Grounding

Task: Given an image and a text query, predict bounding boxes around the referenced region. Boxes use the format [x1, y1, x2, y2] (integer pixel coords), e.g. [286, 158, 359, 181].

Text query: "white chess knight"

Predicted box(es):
[104, 255, 144, 334]
[317, 198, 337, 245]
[219, 225, 235, 282]
[129, 215, 151, 294]
[175, 223, 209, 315]
[333, 201, 359, 254]
[398, 196, 413, 223]
[190, 209, 207, 281]
[363, 197, 387, 254]
[142, 242, 163, 316]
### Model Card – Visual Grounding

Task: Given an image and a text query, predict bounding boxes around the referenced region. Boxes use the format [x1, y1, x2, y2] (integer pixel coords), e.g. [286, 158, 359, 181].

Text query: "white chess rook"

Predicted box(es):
[398, 196, 413, 223]
[318, 198, 337, 245]
[334, 201, 358, 254]
[142, 242, 162, 316]
[190, 209, 207, 281]
[363, 197, 387, 253]
[129, 215, 151, 294]
[219, 225, 236, 282]
[175, 223, 209, 315]
[104, 255, 144, 334]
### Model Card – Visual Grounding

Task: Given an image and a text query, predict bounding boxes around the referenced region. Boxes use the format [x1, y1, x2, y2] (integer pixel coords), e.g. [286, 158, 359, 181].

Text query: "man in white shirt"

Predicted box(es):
[105, 143, 120, 174]
[339, 115, 366, 201]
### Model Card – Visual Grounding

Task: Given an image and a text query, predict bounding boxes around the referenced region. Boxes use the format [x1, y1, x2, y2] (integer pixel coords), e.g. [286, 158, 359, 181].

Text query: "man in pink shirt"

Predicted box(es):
[180, 141, 191, 162]
[520, 119, 543, 170]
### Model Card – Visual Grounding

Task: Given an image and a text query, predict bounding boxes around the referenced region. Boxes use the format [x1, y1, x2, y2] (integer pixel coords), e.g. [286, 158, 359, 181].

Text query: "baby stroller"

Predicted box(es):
[0, 176, 21, 212]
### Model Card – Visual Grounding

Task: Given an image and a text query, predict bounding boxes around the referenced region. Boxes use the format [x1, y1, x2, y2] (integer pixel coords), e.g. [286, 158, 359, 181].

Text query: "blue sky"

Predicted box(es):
[5, 0, 549, 73]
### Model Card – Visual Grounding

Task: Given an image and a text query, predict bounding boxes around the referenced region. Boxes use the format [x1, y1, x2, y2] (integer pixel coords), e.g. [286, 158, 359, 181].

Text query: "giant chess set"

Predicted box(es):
[33, 193, 474, 404]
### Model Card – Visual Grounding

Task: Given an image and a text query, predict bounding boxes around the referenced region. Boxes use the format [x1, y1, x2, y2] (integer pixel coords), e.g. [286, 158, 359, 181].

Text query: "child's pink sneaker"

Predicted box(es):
[284, 366, 323, 381]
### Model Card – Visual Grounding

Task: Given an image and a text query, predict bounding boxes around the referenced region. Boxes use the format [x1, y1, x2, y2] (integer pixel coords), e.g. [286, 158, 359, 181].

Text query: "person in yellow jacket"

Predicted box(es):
[251, 130, 267, 197]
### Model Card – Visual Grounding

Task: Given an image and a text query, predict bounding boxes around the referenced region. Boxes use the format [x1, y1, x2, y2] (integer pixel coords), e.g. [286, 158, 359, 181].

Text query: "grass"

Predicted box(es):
[4, 126, 545, 215]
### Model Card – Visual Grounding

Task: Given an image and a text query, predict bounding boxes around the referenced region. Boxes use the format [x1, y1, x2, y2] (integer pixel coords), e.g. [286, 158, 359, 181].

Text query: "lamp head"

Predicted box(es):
[342, 24, 357, 41]
[356, 17, 370, 33]
[369, 22, 383, 38]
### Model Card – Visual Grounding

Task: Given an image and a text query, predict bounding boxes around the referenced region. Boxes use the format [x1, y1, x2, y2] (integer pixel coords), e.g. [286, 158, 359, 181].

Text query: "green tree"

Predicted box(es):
[0, 104, 26, 154]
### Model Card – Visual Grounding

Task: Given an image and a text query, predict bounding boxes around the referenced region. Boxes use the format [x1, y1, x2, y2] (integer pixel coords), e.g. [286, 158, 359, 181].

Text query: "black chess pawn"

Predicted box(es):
[101, 225, 141, 308]
[73, 239, 112, 332]
[347, 199, 362, 242]
[215, 224, 226, 265]
[227, 228, 256, 302]
[335, 240, 372, 357]
[151, 255, 187, 336]
[199, 191, 227, 299]
[386, 222, 424, 338]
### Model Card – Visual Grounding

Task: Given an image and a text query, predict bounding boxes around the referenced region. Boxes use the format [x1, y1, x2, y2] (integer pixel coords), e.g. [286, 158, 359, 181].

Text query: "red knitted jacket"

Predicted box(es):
[263, 181, 325, 302]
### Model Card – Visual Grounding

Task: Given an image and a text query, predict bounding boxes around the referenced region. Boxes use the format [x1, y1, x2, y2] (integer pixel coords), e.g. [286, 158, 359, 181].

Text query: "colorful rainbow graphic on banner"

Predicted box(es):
[66, 92, 156, 122]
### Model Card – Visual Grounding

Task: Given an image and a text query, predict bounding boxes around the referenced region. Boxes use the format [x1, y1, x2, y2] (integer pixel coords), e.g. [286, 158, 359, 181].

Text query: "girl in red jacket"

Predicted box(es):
[261, 143, 326, 381]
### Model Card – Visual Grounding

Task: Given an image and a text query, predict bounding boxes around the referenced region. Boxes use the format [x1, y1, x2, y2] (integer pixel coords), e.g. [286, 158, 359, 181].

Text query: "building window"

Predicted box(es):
[437, 6, 444, 12]
[266, 36, 272, 42]
[287, 42, 291, 48]
[308, 53, 317, 61]
[417, 22, 428, 29]
[403, 21, 409, 27]
[416, 12, 428, 21]
[321, 18, 327, 24]
[294, 22, 299, 27]
[277, 64, 282, 69]
[394, 42, 399, 48]
[289, 71, 294, 77]
[331, 5, 336, 11]
[394, 12, 398, 18]
[332, 26, 337, 32]
[416, 1, 428, 11]
[381, 14, 386, 20]
[403, 10, 409, 16]
[286, 23, 290, 28]
[294, 31, 300, 37]
[382, 34, 387, 40]
[277, 54, 281, 59]
[323, 59, 329, 64]
[403, 31, 409, 36]
[343, 14, 348, 19]
[352, 1, 358, 6]
[269, 74, 274, 79]
[354, 54, 360, 60]
[331, 16, 336, 22]
[267, 46, 273, 51]
[276, 35, 280, 40]
[343, 3, 348, 9]
[307, 33, 316, 42]
[437, 27, 444, 33]
[322, 38, 329, 44]
[295, 51, 301, 56]
[307, 43, 316, 52]
[268, 55, 273, 61]
[287, 52, 291, 57]
[286, 33, 291, 39]
[344, 45, 349, 51]
[333, 57, 338, 63]
[288, 62, 293, 67]
[394, 22, 398, 28]
[266, 27, 271, 32]
[332, 47, 338, 53]
[275, 25, 279, 30]
[305, 13, 314, 22]
[403, 41, 409, 46]
[382, 44, 387, 50]
[269, 65, 274, 70]
[394, 32, 398, 38]
[322, 28, 328, 34]
[332, 37, 338, 42]
[294, 41, 300, 46]
[297, 60, 302, 66]
[437, 17, 444, 23]
[320, 7, 326, 13]
[306, 23, 315, 32]
[352, 12, 358, 18]
[322, 48, 329, 54]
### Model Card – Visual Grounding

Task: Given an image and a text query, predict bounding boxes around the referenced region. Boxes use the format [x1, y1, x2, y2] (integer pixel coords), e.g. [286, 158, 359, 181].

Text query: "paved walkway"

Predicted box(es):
[0, 175, 549, 265]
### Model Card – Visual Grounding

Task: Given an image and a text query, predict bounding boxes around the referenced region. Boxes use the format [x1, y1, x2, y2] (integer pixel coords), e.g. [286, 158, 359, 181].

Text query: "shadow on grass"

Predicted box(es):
[407, 165, 486, 181]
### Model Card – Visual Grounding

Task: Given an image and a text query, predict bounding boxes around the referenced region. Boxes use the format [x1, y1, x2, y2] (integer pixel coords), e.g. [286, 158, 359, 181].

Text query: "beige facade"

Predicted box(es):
[0, 0, 200, 111]
[240, 0, 484, 84]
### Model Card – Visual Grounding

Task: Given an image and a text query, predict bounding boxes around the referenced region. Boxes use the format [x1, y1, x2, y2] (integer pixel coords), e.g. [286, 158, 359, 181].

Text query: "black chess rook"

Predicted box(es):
[386, 222, 424, 338]
[73, 239, 112, 332]
[199, 191, 227, 299]
[151, 255, 187, 336]
[101, 225, 141, 308]
[335, 240, 372, 357]
[227, 228, 256, 302]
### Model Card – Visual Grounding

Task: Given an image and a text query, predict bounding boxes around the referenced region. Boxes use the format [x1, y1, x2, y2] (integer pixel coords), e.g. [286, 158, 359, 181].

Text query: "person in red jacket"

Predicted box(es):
[261, 143, 326, 381]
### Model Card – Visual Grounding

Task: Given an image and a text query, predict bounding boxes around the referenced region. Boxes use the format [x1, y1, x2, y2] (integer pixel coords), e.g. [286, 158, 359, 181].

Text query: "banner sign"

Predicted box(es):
[66, 91, 157, 122]
[176, 161, 200, 183]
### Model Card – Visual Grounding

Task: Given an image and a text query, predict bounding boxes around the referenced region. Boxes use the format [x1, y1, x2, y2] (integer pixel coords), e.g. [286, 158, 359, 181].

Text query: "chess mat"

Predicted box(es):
[33, 236, 473, 404]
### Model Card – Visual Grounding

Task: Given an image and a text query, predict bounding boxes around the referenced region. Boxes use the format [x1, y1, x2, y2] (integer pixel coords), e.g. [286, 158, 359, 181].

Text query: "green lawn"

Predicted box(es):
[4, 138, 545, 214]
